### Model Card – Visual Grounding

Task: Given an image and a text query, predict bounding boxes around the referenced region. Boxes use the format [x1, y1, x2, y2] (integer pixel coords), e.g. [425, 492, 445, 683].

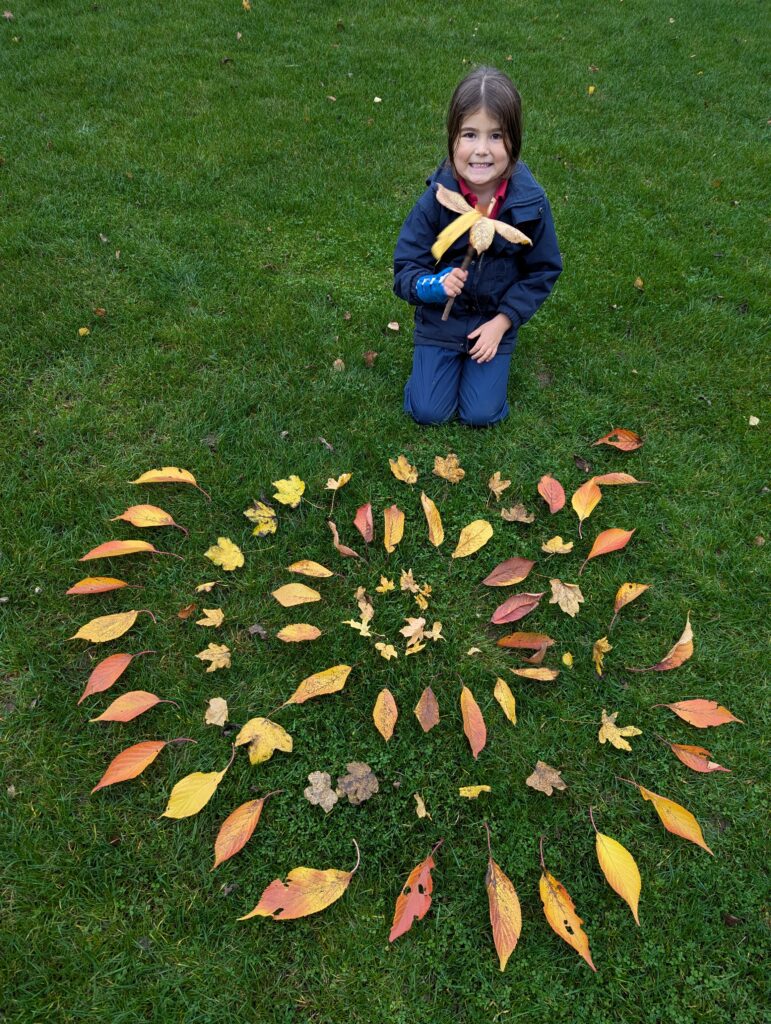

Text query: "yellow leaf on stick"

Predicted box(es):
[571, 479, 602, 534]
[287, 559, 333, 578]
[235, 718, 293, 764]
[373, 688, 398, 741]
[486, 851, 521, 971]
[540, 869, 596, 971]
[638, 785, 713, 854]
[282, 665, 352, 706]
[494, 678, 517, 724]
[204, 537, 244, 571]
[272, 475, 305, 507]
[598, 709, 641, 751]
[610, 582, 651, 629]
[452, 519, 493, 558]
[433, 452, 465, 483]
[420, 491, 444, 547]
[595, 830, 641, 925]
[326, 473, 352, 490]
[383, 504, 405, 553]
[389, 455, 418, 484]
[240, 844, 360, 921]
[271, 583, 321, 607]
[70, 609, 143, 643]
[162, 759, 231, 819]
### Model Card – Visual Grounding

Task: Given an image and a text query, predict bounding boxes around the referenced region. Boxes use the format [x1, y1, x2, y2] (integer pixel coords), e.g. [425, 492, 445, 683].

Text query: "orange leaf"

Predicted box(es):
[486, 850, 521, 971]
[282, 665, 352, 706]
[89, 690, 169, 723]
[328, 520, 360, 558]
[591, 472, 646, 486]
[91, 739, 167, 792]
[592, 428, 644, 451]
[79, 539, 159, 561]
[658, 698, 742, 728]
[414, 686, 439, 732]
[496, 631, 554, 651]
[420, 491, 444, 547]
[579, 528, 635, 575]
[669, 743, 730, 773]
[630, 613, 693, 671]
[383, 504, 405, 553]
[212, 792, 278, 869]
[240, 842, 360, 921]
[460, 686, 486, 759]
[276, 623, 322, 643]
[482, 557, 535, 587]
[389, 841, 442, 942]
[490, 592, 544, 625]
[537, 474, 565, 513]
[571, 479, 602, 534]
[539, 868, 596, 971]
[77, 650, 152, 704]
[373, 689, 398, 741]
[66, 576, 130, 596]
[353, 503, 373, 543]
[638, 784, 713, 854]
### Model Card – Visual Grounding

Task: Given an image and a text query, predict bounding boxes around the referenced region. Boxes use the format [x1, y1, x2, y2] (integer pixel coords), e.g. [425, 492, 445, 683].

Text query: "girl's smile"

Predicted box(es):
[453, 107, 509, 194]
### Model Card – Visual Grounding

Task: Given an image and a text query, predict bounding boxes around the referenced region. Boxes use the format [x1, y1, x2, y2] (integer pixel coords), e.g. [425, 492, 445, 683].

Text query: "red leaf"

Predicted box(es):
[389, 841, 443, 942]
[537, 475, 565, 513]
[482, 557, 535, 587]
[490, 592, 545, 625]
[353, 503, 374, 543]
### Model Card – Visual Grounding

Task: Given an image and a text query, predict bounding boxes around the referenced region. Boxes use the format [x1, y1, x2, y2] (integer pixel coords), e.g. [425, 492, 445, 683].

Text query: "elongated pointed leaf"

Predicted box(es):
[638, 784, 713, 854]
[70, 610, 140, 643]
[486, 856, 521, 971]
[571, 479, 602, 530]
[579, 528, 635, 574]
[287, 560, 334, 578]
[384, 504, 405, 553]
[460, 686, 486, 759]
[353, 503, 374, 543]
[111, 504, 183, 530]
[282, 665, 352, 707]
[669, 743, 730, 773]
[80, 540, 158, 561]
[595, 831, 641, 924]
[162, 763, 230, 819]
[389, 845, 441, 942]
[241, 858, 357, 921]
[414, 687, 439, 732]
[540, 870, 596, 971]
[482, 557, 535, 587]
[420, 491, 444, 547]
[493, 678, 516, 724]
[89, 690, 167, 723]
[490, 592, 544, 625]
[78, 651, 149, 704]
[373, 689, 398, 741]
[92, 740, 167, 792]
[212, 792, 278, 870]
[630, 613, 693, 671]
[66, 576, 130, 596]
[660, 699, 743, 728]
[537, 474, 565, 513]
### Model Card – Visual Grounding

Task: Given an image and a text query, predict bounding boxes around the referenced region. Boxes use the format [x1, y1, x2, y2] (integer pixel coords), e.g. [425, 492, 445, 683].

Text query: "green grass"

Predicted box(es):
[1, 1, 768, 1021]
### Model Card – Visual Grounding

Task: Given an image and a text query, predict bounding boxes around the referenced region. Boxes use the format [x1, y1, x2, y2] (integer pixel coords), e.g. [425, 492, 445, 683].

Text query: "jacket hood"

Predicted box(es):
[425, 160, 545, 212]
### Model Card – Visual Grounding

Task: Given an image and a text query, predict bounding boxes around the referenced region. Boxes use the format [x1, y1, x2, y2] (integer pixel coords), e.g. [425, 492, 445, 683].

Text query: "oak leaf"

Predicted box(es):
[494, 678, 517, 724]
[89, 690, 169, 723]
[549, 579, 584, 617]
[579, 528, 635, 575]
[658, 699, 742, 728]
[212, 792, 278, 869]
[541, 535, 574, 554]
[389, 454, 418, 484]
[235, 717, 293, 764]
[304, 772, 338, 813]
[204, 697, 228, 726]
[66, 576, 130, 596]
[205, 537, 244, 571]
[490, 592, 544, 625]
[538, 474, 565, 513]
[243, 500, 277, 536]
[196, 643, 231, 672]
[526, 761, 566, 796]
[336, 762, 379, 805]
[482, 557, 535, 587]
[196, 608, 224, 628]
[414, 687, 440, 731]
[353, 503, 373, 542]
[539, 868, 596, 970]
[328, 519, 360, 558]
[638, 785, 713, 854]
[433, 452, 465, 483]
[488, 471, 511, 501]
[383, 504, 405, 553]
[282, 665, 352, 706]
[598, 709, 641, 751]
[593, 636, 612, 676]
[424, 620, 444, 642]
[272, 475, 305, 507]
[420, 491, 444, 546]
[460, 686, 486, 759]
[592, 428, 644, 451]
[240, 843, 360, 920]
[271, 583, 321, 607]
[91, 740, 168, 792]
[630, 613, 693, 672]
[276, 623, 322, 643]
[287, 559, 333, 578]
[500, 504, 535, 523]
[594, 828, 641, 925]
[389, 842, 442, 942]
[452, 519, 493, 558]
[373, 689, 398, 740]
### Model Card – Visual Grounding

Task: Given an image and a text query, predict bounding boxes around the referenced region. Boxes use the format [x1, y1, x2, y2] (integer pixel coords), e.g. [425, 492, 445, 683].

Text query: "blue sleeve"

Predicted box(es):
[393, 189, 441, 306]
[497, 196, 562, 330]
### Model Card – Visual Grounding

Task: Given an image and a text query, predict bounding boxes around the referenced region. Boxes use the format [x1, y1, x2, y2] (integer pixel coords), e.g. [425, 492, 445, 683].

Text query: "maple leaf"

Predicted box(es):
[593, 636, 612, 676]
[375, 575, 395, 594]
[196, 643, 231, 672]
[526, 761, 566, 796]
[196, 608, 224, 628]
[488, 471, 511, 500]
[414, 592, 429, 611]
[375, 642, 398, 660]
[424, 621, 444, 641]
[272, 475, 305, 507]
[336, 762, 379, 805]
[236, 718, 294, 765]
[433, 452, 465, 483]
[400, 616, 426, 645]
[500, 503, 535, 523]
[303, 772, 338, 813]
[598, 709, 642, 751]
[342, 618, 372, 637]
[204, 537, 244, 571]
[326, 472, 352, 490]
[243, 500, 277, 536]
[541, 535, 573, 554]
[389, 454, 418, 484]
[204, 697, 228, 726]
[549, 579, 584, 617]
[400, 568, 419, 592]
[355, 586, 374, 623]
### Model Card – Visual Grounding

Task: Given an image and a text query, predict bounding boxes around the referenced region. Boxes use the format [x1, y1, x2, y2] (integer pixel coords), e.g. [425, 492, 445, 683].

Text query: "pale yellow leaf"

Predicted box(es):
[389, 455, 418, 484]
[326, 473, 352, 490]
[235, 717, 293, 764]
[70, 610, 140, 643]
[375, 641, 398, 660]
[162, 766, 229, 819]
[204, 537, 244, 571]
[204, 697, 229, 726]
[433, 452, 465, 483]
[542, 535, 574, 554]
[243, 500, 277, 536]
[375, 576, 395, 594]
[196, 581, 219, 593]
[562, 651, 574, 668]
[549, 579, 584, 617]
[283, 665, 352, 706]
[452, 519, 493, 558]
[373, 689, 398, 740]
[420, 491, 444, 547]
[272, 475, 305, 507]
[488, 472, 511, 500]
[276, 623, 322, 643]
[287, 560, 334, 578]
[414, 793, 431, 819]
[598, 709, 642, 752]
[595, 831, 641, 924]
[493, 678, 517, 724]
[196, 643, 231, 672]
[271, 583, 321, 607]
[196, 607, 224, 628]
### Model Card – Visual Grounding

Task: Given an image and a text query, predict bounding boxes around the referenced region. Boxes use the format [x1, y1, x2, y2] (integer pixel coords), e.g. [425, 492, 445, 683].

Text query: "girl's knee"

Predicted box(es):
[408, 400, 455, 426]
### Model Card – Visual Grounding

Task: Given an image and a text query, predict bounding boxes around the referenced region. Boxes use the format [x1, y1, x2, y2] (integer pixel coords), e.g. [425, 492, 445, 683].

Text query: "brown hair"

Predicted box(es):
[446, 66, 523, 177]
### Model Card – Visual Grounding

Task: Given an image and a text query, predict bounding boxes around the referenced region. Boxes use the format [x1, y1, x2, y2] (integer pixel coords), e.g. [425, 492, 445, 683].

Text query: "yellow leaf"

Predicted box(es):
[424, 620, 444, 642]
[452, 519, 493, 558]
[420, 491, 444, 547]
[131, 466, 200, 489]
[639, 785, 713, 854]
[571, 479, 602, 529]
[549, 579, 585, 617]
[196, 608, 224, 628]
[539, 870, 596, 971]
[595, 831, 641, 924]
[276, 623, 322, 643]
[283, 665, 352, 706]
[611, 582, 651, 625]
[70, 609, 140, 643]
[111, 504, 179, 529]
[433, 452, 465, 483]
[375, 641, 398, 660]
[541, 535, 574, 554]
[326, 473, 352, 490]
[493, 678, 516, 725]
[204, 697, 228, 727]
[244, 500, 277, 536]
[235, 718, 293, 764]
[239, 851, 359, 921]
[459, 785, 491, 798]
[488, 472, 511, 501]
[593, 636, 612, 676]
[414, 793, 431, 819]
[373, 689, 398, 740]
[196, 643, 231, 672]
[383, 504, 405, 553]
[562, 651, 574, 668]
[598, 709, 642, 752]
[343, 617, 372, 637]
[287, 560, 334, 578]
[389, 454, 418, 484]
[486, 855, 521, 972]
[271, 583, 321, 607]
[196, 581, 219, 593]
[272, 475, 305, 507]
[375, 576, 395, 593]
[79, 326, 90, 337]
[510, 666, 559, 681]
[162, 765, 229, 819]
[204, 537, 244, 571]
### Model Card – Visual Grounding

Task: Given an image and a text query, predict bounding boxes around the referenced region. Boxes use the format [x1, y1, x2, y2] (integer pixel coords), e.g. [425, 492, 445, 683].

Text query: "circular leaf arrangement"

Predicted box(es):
[67, 444, 742, 971]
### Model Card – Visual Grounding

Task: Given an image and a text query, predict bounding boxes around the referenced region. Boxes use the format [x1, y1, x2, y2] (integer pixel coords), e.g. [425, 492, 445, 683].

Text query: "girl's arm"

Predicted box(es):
[496, 197, 563, 330]
[393, 192, 442, 305]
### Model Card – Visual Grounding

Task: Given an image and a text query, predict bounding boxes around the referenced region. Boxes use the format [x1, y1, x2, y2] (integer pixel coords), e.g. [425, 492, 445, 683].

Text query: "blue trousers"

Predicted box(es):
[404, 345, 512, 427]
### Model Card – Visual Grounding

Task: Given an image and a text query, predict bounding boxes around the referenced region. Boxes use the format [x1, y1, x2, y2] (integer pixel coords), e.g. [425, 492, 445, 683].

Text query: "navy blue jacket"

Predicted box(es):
[393, 161, 562, 353]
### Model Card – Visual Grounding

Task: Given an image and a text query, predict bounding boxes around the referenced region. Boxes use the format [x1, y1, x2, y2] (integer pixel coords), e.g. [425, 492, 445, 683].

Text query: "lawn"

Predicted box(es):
[1, 1, 768, 1022]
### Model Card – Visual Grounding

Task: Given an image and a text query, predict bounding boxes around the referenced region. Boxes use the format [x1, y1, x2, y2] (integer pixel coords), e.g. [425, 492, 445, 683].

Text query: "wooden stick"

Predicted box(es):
[440, 195, 496, 322]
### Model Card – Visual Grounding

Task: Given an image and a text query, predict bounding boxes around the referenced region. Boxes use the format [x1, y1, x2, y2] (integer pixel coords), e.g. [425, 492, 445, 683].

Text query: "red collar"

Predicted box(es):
[458, 176, 509, 219]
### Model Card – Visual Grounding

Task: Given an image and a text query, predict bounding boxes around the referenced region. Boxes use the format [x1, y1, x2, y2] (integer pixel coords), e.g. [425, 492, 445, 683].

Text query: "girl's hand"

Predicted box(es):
[467, 314, 512, 363]
[441, 267, 468, 297]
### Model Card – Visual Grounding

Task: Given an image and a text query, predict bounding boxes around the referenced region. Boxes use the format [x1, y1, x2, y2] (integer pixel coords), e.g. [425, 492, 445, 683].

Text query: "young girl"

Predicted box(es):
[394, 66, 562, 426]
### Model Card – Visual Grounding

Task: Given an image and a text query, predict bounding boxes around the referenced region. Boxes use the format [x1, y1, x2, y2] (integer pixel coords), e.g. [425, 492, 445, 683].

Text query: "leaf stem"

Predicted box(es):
[351, 838, 361, 874]
[538, 834, 547, 873]
[482, 820, 493, 858]
[138, 609, 157, 623]
[588, 806, 598, 834]
[169, 737, 197, 745]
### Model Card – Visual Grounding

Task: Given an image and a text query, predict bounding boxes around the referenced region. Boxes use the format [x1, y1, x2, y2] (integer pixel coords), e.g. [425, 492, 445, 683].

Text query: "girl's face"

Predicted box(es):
[452, 107, 509, 193]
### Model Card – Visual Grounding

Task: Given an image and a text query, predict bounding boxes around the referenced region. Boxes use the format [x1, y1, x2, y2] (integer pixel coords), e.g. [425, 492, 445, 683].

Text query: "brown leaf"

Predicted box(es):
[526, 761, 566, 796]
[336, 762, 379, 805]
[414, 687, 439, 732]
[501, 504, 535, 523]
[177, 602, 197, 620]
[496, 631, 555, 651]
[433, 452, 465, 484]
[363, 350, 378, 367]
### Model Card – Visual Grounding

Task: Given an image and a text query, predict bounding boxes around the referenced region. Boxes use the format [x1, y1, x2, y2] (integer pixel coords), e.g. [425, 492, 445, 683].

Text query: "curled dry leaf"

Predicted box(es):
[433, 452, 465, 483]
[526, 761, 566, 796]
[389, 454, 418, 484]
[287, 559, 333, 578]
[593, 636, 612, 676]
[383, 504, 405, 553]
[460, 686, 487, 759]
[373, 688, 398, 740]
[490, 592, 544, 625]
[420, 491, 444, 547]
[196, 608, 224, 628]
[328, 520, 360, 558]
[488, 471, 511, 501]
[89, 690, 168, 723]
[483, 557, 535, 587]
[243, 500, 277, 536]
[353, 503, 374, 543]
[510, 666, 559, 681]
[70, 609, 145, 643]
[67, 576, 129, 596]
[540, 868, 596, 971]
[196, 643, 231, 672]
[549, 579, 584, 617]
[494, 678, 517, 724]
[336, 762, 379, 805]
[196, 581, 218, 593]
[389, 841, 442, 942]
[235, 718, 293, 765]
[414, 686, 440, 732]
[630, 612, 693, 672]
[80, 539, 158, 561]
[562, 652, 574, 668]
[78, 650, 153, 704]
[669, 742, 730, 773]
[658, 698, 742, 728]
[272, 475, 305, 507]
[239, 843, 360, 920]
[579, 528, 635, 575]
[205, 537, 244, 571]
[592, 428, 644, 451]
[501, 504, 535, 523]
[304, 772, 338, 813]
[92, 740, 168, 792]
[282, 664, 352, 706]
[271, 583, 321, 608]
[178, 602, 197, 620]
[452, 519, 493, 558]
[598, 709, 641, 751]
[537, 474, 565, 513]
[638, 785, 713, 854]
[459, 785, 491, 799]
[212, 791, 277, 869]
[414, 793, 431, 819]
[276, 623, 322, 643]
[205, 697, 229, 726]
[387, 321, 400, 331]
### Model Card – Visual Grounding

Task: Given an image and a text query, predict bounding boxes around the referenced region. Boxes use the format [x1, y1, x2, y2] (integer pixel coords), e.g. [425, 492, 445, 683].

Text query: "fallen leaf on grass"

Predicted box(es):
[66, 576, 130, 596]
[598, 709, 641, 751]
[276, 623, 322, 643]
[452, 520, 493, 558]
[304, 772, 338, 813]
[375, 642, 398, 660]
[196, 643, 231, 672]
[353, 503, 373, 542]
[78, 650, 154, 704]
[328, 520, 360, 558]
[205, 697, 228, 726]
[637, 785, 713, 854]
[375, 575, 395, 594]
[336, 762, 379, 805]
[373, 689, 398, 740]
[162, 752, 234, 819]
[571, 479, 602, 534]
[91, 740, 169, 792]
[271, 583, 321, 607]
[459, 785, 491, 799]
[486, 837, 521, 971]
[80, 539, 159, 561]
[562, 652, 574, 668]
[669, 742, 730, 773]
[592, 428, 644, 451]
[287, 559, 333, 578]
[243, 500, 277, 536]
[212, 791, 278, 869]
[326, 473, 352, 491]
[630, 613, 693, 672]
[384, 504, 405, 553]
[282, 665, 352, 706]
[461, 686, 486, 759]
[131, 466, 209, 498]
[490, 592, 544, 625]
[415, 687, 440, 731]
[272, 475, 305, 507]
[196, 608, 224, 628]
[433, 452, 465, 483]
[656, 699, 742, 728]
[70, 609, 150, 643]
[549, 579, 584, 617]
[494, 678, 516, 724]
[178, 602, 197, 619]
[420, 491, 444, 546]
[526, 761, 566, 796]
[247, 623, 268, 639]
[196, 581, 219, 593]
[579, 528, 635, 575]
[414, 793, 431, 819]
[591, 472, 647, 486]
[609, 583, 651, 629]
[510, 667, 559, 681]
[387, 321, 400, 331]
[363, 350, 378, 367]
[205, 537, 244, 571]
[540, 867, 596, 971]
[594, 827, 641, 925]
[593, 637, 612, 676]
[501, 504, 535, 523]
[488, 472, 511, 500]
[89, 690, 170, 723]
[541, 536, 573, 554]
[240, 842, 360, 920]
[389, 455, 418, 484]
[400, 616, 425, 646]
[111, 504, 186, 534]
[482, 557, 535, 587]
[538, 474, 565, 513]
[496, 631, 555, 651]
[389, 841, 443, 942]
